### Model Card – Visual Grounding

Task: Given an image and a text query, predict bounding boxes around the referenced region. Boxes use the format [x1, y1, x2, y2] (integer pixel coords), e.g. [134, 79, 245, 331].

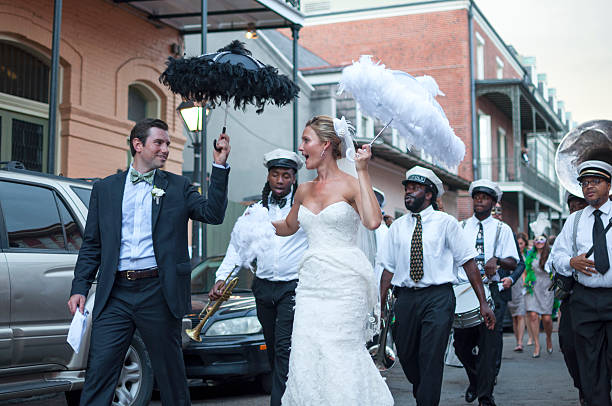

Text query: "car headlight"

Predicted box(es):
[204, 316, 262, 336]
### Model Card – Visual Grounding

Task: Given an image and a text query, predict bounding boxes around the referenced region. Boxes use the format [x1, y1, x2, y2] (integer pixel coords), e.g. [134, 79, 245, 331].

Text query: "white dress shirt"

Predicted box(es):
[118, 167, 157, 271]
[374, 222, 389, 286]
[380, 205, 477, 288]
[552, 199, 612, 288]
[456, 215, 519, 283]
[216, 192, 308, 282]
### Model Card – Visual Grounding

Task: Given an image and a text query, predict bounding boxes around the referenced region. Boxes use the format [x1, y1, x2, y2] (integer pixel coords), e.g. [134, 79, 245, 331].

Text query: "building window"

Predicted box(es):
[0, 42, 49, 103]
[0, 42, 50, 172]
[127, 83, 159, 122]
[498, 127, 506, 181]
[496, 56, 504, 80]
[476, 32, 485, 80]
[478, 113, 492, 179]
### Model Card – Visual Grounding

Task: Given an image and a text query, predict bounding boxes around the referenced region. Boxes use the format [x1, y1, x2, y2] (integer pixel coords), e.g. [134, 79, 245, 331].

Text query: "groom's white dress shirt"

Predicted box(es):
[379, 205, 476, 288]
[217, 192, 308, 282]
[118, 167, 157, 271]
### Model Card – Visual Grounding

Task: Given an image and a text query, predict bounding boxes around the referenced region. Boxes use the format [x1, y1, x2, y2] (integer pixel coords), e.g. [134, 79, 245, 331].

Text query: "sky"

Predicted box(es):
[475, 0, 612, 125]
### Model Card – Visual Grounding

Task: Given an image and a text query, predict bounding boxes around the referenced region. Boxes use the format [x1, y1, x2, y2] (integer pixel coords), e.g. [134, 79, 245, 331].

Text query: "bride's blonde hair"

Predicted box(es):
[304, 115, 342, 160]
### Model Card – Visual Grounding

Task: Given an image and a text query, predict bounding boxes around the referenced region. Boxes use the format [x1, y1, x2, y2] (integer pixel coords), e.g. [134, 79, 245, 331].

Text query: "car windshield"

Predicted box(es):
[190, 257, 254, 294]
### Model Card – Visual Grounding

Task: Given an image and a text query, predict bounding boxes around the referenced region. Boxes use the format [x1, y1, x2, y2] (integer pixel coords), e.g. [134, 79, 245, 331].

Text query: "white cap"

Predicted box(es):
[403, 166, 444, 197]
[262, 148, 303, 171]
[577, 160, 612, 181]
[469, 179, 503, 202]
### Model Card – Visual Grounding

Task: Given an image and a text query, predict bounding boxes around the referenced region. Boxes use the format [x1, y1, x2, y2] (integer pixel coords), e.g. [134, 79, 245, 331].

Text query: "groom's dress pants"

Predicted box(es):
[80, 276, 190, 406]
[393, 283, 455, 406]
[252, 277, 297, 406]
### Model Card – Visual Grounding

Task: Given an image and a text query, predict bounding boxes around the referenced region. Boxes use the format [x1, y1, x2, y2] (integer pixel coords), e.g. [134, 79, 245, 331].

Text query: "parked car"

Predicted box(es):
[183, 257, 272, 393]
[0, 163, 191, 406]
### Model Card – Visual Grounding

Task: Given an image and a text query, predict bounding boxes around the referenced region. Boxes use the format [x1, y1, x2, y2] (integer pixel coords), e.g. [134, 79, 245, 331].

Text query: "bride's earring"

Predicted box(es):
[320, 148, 327, 158]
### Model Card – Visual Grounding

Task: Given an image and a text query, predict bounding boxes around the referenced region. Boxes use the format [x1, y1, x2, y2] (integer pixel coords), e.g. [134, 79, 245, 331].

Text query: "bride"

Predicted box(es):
[273, 115, 394, 405]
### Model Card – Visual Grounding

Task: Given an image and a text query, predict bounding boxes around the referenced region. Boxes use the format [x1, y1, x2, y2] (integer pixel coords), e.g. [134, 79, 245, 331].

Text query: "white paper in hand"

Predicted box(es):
[67, 308, 89, 353]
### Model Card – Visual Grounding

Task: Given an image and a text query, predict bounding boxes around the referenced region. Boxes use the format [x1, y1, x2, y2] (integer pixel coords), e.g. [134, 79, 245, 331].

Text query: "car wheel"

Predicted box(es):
[257, 373, 273, 394]
[64, 335, 153, 406]
[112, 334, 154, 406]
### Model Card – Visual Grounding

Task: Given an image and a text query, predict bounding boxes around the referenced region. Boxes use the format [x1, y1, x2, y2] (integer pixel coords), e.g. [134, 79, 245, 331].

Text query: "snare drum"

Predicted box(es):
[453, 282, 493, 329]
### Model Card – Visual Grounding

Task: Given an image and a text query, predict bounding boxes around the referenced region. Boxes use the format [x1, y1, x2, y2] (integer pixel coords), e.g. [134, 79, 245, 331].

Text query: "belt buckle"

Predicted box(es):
[126, 270, 137, 281]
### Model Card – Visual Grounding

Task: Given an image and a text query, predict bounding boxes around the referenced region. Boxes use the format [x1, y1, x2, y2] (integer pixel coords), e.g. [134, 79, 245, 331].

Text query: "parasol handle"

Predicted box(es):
[368, 118, 394, 146]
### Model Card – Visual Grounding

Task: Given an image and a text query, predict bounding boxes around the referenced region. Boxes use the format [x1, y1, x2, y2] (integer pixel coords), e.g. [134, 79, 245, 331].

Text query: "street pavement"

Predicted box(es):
[6, 332, 582, 406]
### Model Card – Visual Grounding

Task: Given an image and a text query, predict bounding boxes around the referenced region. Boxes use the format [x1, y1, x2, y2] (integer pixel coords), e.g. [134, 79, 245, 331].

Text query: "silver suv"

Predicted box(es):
[0, 163, 188, 405]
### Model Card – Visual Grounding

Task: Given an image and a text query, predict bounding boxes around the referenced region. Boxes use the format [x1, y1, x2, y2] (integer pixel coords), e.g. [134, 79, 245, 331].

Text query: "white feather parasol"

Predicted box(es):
[229, 203, 276, 270]
[338, 55, 465, 168]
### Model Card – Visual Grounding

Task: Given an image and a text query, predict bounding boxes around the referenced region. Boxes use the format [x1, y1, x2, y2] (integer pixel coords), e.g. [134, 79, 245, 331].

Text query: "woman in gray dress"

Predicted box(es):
[524, 235, 554, 358]
[508, 232, 529, 351]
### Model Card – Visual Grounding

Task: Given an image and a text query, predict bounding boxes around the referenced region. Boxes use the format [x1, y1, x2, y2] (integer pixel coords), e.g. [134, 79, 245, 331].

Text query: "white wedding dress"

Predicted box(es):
[281, 201, 394, 406]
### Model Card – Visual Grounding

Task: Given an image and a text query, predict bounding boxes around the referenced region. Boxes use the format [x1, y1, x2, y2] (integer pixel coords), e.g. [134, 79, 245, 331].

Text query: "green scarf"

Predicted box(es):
[524, 248, 538, 295]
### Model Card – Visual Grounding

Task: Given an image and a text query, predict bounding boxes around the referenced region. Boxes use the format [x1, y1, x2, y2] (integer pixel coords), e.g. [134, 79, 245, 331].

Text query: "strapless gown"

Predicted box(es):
[281, 201, 394, 405]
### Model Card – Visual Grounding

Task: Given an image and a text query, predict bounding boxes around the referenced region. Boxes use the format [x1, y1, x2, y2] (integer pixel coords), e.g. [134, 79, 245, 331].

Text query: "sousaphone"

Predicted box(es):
[555, 120, 612, 198]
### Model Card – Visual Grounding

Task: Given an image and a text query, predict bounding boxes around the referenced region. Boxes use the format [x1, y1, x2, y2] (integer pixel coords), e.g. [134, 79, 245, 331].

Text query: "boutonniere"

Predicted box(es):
[151, 186, 165, 204]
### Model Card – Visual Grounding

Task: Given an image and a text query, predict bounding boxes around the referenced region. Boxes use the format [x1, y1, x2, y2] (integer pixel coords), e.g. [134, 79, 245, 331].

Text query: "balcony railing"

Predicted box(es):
[519, 163, 559, 203]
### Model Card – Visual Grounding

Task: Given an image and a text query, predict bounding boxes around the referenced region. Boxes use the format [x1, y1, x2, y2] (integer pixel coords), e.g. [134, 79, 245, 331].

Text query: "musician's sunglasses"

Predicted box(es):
[579, 178, 604, 187]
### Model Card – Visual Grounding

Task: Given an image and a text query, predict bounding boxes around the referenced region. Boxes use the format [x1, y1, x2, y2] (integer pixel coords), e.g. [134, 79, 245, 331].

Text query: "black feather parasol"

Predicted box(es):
[160, 41, 299, 114]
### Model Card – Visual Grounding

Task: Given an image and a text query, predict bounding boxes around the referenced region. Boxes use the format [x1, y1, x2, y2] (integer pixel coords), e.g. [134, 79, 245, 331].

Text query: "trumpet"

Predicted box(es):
[368, 287, 397, 371]
[185, 267, 239, 342]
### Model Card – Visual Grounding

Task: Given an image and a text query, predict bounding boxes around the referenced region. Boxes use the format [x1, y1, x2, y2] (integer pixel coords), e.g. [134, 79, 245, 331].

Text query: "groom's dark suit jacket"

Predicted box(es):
[71, 166, 229, 321]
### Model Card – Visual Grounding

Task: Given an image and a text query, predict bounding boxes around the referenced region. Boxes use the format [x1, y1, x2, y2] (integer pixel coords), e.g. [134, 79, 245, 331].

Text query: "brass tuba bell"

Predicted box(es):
[555, 120, 612, 198]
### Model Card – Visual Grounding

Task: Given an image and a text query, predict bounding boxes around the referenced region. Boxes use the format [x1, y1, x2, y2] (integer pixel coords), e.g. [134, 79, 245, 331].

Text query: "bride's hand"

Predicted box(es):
[354, 144, 372, 171]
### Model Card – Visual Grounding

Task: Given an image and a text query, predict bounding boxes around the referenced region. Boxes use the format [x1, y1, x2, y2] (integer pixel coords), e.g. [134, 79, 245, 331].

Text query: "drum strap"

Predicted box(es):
[461, 220, 502, 256]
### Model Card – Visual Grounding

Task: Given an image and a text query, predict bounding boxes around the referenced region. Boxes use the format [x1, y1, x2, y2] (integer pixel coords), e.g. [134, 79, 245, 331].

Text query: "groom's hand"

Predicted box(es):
[67, 294, 86, 315]
[213, 133, 230, 167]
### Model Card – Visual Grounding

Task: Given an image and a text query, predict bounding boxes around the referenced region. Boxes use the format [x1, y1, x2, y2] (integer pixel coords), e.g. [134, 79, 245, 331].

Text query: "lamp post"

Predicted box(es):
[177, 101, 210, 260]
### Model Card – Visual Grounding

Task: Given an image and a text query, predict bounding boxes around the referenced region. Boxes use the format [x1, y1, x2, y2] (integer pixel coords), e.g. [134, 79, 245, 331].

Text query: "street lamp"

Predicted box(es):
[177, 100, 211, 260]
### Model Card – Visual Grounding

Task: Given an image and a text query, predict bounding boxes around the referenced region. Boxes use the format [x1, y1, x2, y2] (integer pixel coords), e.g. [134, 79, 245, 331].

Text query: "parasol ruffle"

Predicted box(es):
[160, 41, 299, 114]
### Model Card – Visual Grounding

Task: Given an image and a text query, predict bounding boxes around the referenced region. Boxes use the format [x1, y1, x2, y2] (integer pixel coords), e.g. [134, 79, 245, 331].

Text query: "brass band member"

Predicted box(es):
[210, 149, 307, 406]
[379, 166, 495, 406]
[453, 179, 519, 405]
[551, 159, 612, 406]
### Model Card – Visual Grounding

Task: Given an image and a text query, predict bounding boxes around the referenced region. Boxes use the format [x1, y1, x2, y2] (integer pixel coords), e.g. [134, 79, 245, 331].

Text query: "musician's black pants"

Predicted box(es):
[558, 299, 583, 399]
[251, 277, 297, 406]
[393, 284, 454, 406]
[453, 286, 498, 406]
[81, 276, 190, 406]
[570, 284, 612, 406]
[490, 285, 506, 377]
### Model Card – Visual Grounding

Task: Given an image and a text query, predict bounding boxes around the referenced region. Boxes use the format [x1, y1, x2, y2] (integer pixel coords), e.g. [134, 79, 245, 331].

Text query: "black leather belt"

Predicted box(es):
[117, 267, 159, 280]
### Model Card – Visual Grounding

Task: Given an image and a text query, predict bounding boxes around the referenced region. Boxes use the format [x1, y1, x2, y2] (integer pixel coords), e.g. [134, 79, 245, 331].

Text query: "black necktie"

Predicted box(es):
[269, 195, 287, 208]
[410, 214, 424, 282]
[475, 222, 485, 275]
[593, 210, 609, 274]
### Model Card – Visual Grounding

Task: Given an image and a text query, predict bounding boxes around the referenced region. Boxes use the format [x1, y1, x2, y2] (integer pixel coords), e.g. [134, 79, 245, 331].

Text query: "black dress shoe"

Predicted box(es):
[465, 386, 477, 403]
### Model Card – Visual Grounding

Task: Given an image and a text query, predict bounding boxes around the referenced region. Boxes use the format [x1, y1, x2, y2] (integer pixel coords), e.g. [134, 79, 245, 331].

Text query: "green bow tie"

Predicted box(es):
[130, 169, 155, 185]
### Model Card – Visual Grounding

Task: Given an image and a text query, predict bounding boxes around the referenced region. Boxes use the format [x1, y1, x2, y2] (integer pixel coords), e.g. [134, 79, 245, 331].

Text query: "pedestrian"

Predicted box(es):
[453, 179, 519, 406]
[507, 232, 530, 351]
[379, 167, 495, 406]
[524, 234, 554, 357]
[210, 149, 307, 406]
[551, 159, 612, 406]
[67, 118, 231, 405]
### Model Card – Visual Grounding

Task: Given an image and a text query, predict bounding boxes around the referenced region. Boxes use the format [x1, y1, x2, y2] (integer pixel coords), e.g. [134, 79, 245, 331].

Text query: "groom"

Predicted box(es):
[67, 118, 230, 405]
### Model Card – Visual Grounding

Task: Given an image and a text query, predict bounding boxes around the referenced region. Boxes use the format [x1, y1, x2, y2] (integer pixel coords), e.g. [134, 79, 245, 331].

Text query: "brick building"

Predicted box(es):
[290, 0, 570, 233]
[0, 0, 187, 178]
